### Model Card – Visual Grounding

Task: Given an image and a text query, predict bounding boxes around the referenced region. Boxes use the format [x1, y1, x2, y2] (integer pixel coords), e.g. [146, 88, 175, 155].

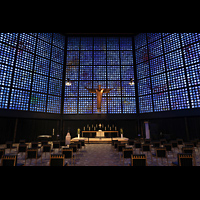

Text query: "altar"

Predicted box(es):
[81, 130, 119, 138]
[96, 130, 104, 138]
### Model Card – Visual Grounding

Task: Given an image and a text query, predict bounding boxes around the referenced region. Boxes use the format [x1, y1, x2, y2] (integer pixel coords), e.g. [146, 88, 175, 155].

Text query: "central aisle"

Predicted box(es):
[75, 144, 123, 166]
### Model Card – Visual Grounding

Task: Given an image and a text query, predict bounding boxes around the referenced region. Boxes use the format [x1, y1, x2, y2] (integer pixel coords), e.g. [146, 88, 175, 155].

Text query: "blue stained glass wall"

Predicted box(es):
[0, 33, 65, 113]
[64, 37, 136, 114]
[135, 33, 200, 113]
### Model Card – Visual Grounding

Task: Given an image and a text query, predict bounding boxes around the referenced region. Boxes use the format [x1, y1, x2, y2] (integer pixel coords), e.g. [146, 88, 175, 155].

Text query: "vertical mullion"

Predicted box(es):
[119, 37, 123, 114]
[92, 37, 94, 114]
[77, 37, 80, 114]
[106, 36, 108, 114]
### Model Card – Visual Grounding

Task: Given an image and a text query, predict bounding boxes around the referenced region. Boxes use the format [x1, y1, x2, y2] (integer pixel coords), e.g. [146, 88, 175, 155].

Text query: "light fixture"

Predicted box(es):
[129, 78, 134, 86]
[65, 78, 71, 86]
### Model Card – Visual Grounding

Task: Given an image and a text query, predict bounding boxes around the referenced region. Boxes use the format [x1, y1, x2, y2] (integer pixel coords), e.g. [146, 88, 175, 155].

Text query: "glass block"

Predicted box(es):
[79, 66, 92, 80]
[80, 51, 93, 65]
[32, 74, 48, 93]
[107, 81, 121, 96]
[181, 33, 200, 46]
[36, 39, 51, 59]
[0, 86, 10, 109]
[16, 49, 34, 71]
[189, 86, 200, 108]
[136, 61, 150, 80]
[51, 46, 64, 64]
[64, 81, 78, 97]
[93, 81, 106, 90]
[48, 78, 62, 96]
[121, 81, 135, 96]
[79, 81, 93, 96]
[94, 51, 106, 65]
[153, 92, 170, 112]
[139, 95, 153, 113]
[122, 97, 136, 114]
[67, 37, 80, 50]
[0, 42, 16, 66]
[148, 39, 163, 59]
[93, 97, 107, 114]
[150, 55, 165, 75]
[66, 51, 79, 65]
[108, 97, 121, 113]
[9, 89, 30, 111]
[121, 66, 134, 80]
[64, 97, 78, 114]
[53, 33, 65, 49]
[163, 33, 181, 53]
[34, 56, 50, 76]
[80, 37, 93, 50]
[134, 33, 147, 49]
[120, 51, 133, 65]
[169, 88, 190, 110]
[135, 45, 148, 64]
[50, 61, 63, 80]
[138, 78, 151, 96]
[107, 51, 120, 65]
[167, 68, 187, 90]
[47, 95, 61, 113]
[65, 65, 79, 80]
[78, 97, 92, 114]
[183, 42, 200, 66]
[165, 49, 184, 71]
[12, 68, 32, 90]
[120, 37, 132, 50]
[147, 33, 161, 43]
[30, 92, 47, 112]
[18, 33, 36, 53]
[93, 66, 106, 80]
[107, 66, 120, 80]
[38, 33, 52, 43]
[0, 33, 18, 47]
[94, 37, 106, 50]
[151, 73, 168, 93]
[0, 64, 13, 87]
[107, 37, 119, 50]
[186, 63, 200, 87]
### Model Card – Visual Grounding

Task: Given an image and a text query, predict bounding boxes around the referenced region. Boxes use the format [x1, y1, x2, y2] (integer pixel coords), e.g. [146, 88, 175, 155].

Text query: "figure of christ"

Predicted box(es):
[85, 85, 114, 112]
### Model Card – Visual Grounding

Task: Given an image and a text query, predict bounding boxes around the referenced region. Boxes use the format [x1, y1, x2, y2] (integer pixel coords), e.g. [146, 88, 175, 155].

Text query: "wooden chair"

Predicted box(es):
[131, 154, 147, 166]
[0, 149, 5, 159]
[18, 144, 27, 157]
[163, 143, 172, 157]
[152, 147, 168, 165]
[1, 155, 24, 166]
[5, 141, 17, 153]
[171, 140, 179, 156]
[144, 139, 151, 144]
[122, 148, 133, 165]
[53, 141, 61, 153]
[25, 148, 42, 165]
[134, 141, 141, 154]
[42, 144, 53, 157]
[141, 144, 152, 160]
[128, 139, 134, 146]
[172, 153, 194, 166]
[62, 148, 74, 165]
[49, 154, 68, 166]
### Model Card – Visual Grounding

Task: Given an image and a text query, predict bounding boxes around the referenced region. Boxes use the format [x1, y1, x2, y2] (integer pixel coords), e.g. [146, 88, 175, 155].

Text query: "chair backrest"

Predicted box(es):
[128, 139, 134, 145]
[69, 144, 78, 152]
[144, 139, 151, 144]
[41, 141, 48, 146]
[185, 143, 194, 148]
[153, 141, 160, 148]
[164, 144, 172, 151]
[177, 139, 183, 145]
[6, 141, 13, 148]
[43, 144, 51, 152]
[1, 155, 16, 166]
[53, 141, 60, 149]
[135, 142, 141, 149]
[27, 149, 38, 159]
[18, 144, 27, 152]
[123, 148, 133, 158]
[156, 148, 166, 158]
[79, 140, 85, 147]
[31, 142, 38, 148]
[62, 148, 73, 159]
[171, 141, 178, 148]
[0, 149, 5, 158]
[142, 144, 150, 151]
[131, 154, 146, 166]
[50, 154, 65, 166]
[118, 144, 126, 152]
[182, 147, 193, 154]
[178, 153, 193, 166]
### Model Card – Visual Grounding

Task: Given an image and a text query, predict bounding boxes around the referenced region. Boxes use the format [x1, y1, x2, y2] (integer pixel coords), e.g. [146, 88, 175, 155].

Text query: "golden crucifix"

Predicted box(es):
[85, 85, 113, 112]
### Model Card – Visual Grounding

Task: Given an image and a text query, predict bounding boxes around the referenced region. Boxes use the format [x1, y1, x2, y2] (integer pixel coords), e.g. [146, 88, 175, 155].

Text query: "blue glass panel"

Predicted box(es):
[38, 33, 52, 43]
[79, 66, 92, 80]
[80, 37, 93, 50]
[30, 92, 47, 112]
[66, 51, 79, 65]
[0, 33, 18, 47]
[34, 56, 50, 76]
[169, 88, 190, 110]
[65, 81, 78, 97]
[186, 63, 200, 87]
[165, 49, 184, 71]
[18, 33, 36, 53]
[121, 66, 134, 80]
[67, 37, 80, 50]
[9, 89, 30, 111]
[47, 95, 61, 113]
[189, 86, 200, 108]
[32, 74, 48, 93]
[94, 37, 106, 50]
[183, 42, 200, 66]
[0, 43, 16, 66]
[78, 97, 92, 114]
[79, 81, 93, 96]
[65, 65, 79, 80]
[36, 39, 51, 59]
[135, 46, 148, 64]
[0, 86, 10, 109]
[107, 66, 120, 80]
[147, 33, 161, 43]
[151, 73, 168, 93]
[107, 51, 120, 65]
[93, 81, 106, 92]
[107, 37, 119, 50]
[181, 33, 200, 46]
[139, 95, 153, 113]
[136, 61, 149, 80]
[107, 81, 121, 96]
[80, 51, 93, 65]
[167, 68, 187, 90]
[94, 51, 106, 65]
[148, 39, 163, 59]
[122, 97, 136, 114]
[150, 55, 165, 75]
[51, 46, 64, 64]
[93, 66, 106, 80]
[53, 33, 65, 49]
[108, 97, 121, 113]
[153, 92, 170, 112]
[64, 97, 78, 114]
[121, 81, 135, 96]
[163, 33, 181, 53]
[134, 33, 147, 49]
[0, 64, 13, 87]
[120, 37, 132, 50]
[48, 78, 62, 96]
[50, 61, 63, 80]
[93, 97, 107, 113]
[120, 51, 133, 65]
[12, 68, 32, 90]
[138, 78, 151, 96]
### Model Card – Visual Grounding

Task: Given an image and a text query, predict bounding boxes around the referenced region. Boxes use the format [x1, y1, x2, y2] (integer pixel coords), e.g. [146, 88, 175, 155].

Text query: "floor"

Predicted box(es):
[1, 143, 200, 166]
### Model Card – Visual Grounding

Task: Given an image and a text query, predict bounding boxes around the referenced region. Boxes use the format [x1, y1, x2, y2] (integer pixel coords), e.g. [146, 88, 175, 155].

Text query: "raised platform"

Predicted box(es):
[71, 137, 129, 144]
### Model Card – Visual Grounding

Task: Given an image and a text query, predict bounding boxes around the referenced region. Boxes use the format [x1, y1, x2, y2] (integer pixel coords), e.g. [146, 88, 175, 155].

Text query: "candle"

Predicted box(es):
[53, 128, 54, 136]
[77, 128, 80, 134]
[83, 126, 85, 131]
